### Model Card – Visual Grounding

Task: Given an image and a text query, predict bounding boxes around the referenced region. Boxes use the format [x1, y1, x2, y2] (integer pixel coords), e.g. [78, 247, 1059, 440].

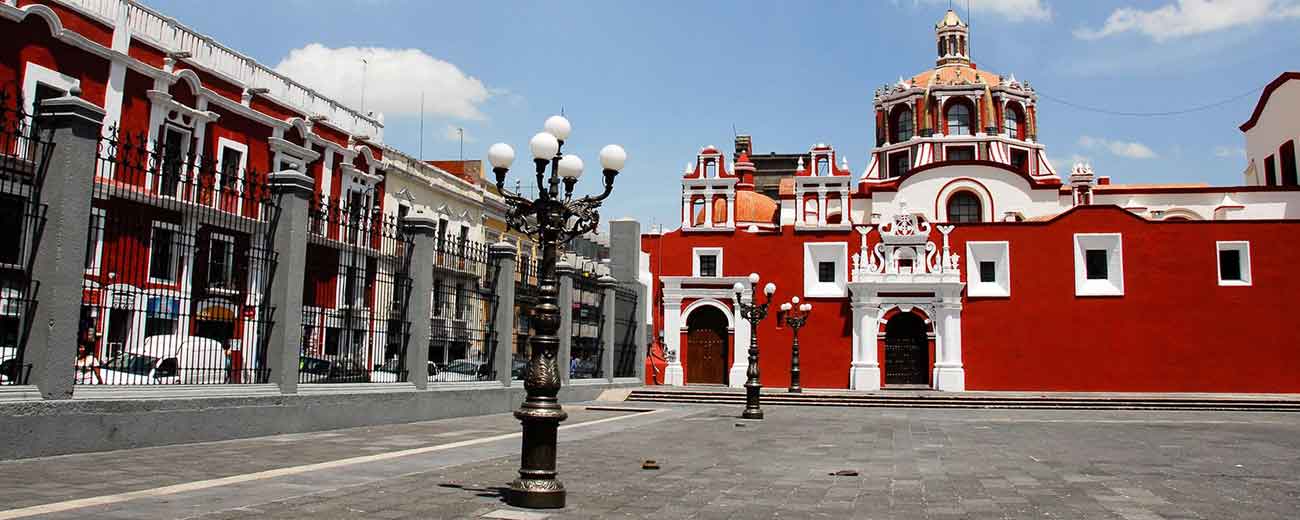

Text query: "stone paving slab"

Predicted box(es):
[5, 405, 1300, 519]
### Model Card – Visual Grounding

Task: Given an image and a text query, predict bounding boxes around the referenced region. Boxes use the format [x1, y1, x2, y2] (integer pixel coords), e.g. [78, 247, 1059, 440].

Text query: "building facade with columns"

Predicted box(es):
[641, 10, 1300, 393]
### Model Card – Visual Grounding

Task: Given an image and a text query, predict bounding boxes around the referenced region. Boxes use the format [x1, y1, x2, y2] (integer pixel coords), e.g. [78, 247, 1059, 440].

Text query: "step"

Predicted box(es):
[624, 389, 1300, 412]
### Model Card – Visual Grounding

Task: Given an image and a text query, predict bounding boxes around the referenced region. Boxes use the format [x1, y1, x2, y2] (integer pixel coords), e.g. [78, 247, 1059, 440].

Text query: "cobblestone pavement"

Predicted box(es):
[3, 403, 1299, 519]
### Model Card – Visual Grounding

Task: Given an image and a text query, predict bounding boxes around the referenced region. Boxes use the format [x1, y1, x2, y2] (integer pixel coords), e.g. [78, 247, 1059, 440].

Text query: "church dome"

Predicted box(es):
[692, 190, 779, 227]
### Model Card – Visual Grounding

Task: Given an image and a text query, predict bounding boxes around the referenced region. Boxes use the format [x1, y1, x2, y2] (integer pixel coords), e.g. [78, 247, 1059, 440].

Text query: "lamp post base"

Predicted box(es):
[506, 480, 567, 509]
[788, 386, 802, 394]
[741, 408, 764, 420]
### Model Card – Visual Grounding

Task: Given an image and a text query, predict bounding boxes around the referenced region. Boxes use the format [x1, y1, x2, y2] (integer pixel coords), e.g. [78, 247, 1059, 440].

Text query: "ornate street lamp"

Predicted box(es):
[487, 116, 627, 509]
[779, 297, 813, 393]
[732, 273, 776, 420]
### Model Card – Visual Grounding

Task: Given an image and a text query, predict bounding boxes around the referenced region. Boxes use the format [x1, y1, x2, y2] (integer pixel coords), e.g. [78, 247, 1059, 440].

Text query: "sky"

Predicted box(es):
[146, 0, 1300, 230]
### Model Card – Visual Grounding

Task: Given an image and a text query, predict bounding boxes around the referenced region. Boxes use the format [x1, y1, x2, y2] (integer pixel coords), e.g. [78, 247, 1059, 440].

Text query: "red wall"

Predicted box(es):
[952, 206, 1300, 392]
[645, 206, 1300, 393]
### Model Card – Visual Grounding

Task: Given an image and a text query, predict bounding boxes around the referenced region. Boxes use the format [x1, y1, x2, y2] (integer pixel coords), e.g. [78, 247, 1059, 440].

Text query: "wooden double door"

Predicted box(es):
[685, 306, 729, 385]
[884, 313, 929, 386]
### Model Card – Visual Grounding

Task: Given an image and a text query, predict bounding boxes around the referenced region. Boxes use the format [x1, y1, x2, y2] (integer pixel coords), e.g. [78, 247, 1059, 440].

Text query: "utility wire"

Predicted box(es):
[1035, 81, 1268, 117]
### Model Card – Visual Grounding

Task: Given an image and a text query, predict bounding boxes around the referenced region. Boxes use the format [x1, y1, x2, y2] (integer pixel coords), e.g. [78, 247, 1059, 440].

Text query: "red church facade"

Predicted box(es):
[642, 11, 1300, 393]
[1, 0, 394, 380]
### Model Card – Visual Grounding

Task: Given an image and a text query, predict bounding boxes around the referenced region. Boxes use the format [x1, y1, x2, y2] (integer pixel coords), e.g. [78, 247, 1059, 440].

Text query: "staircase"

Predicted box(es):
[626, 387, 1300, 412]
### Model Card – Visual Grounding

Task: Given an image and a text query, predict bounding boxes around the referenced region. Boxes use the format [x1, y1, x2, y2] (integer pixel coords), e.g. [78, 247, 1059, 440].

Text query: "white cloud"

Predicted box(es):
[1066, 153, 1091, 166]
[1075, 0, 1300, 41]
[442, 125, 476, 144]
[273, 44, 491, 120]
[1078, 136, 1159, 159]
[913, 0, 1051, 22]
[1214, 146, 1246, 159]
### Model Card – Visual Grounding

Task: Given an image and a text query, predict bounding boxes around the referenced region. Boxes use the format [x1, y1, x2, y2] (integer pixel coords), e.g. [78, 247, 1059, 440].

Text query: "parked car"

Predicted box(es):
[97, 336, 227, 385]
[371, 360, 441, 383]
[298, 356, 371, 383]
[432, 359, 488, 382]
[298, 356, 333, 383]
[511, 358, 527, 380]
[570, 358, 600, 379]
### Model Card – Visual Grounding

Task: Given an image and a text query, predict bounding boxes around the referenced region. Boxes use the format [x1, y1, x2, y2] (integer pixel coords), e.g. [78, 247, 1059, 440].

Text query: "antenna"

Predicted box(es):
[360, 57, 369, 115]
[458, 127, 464, 161]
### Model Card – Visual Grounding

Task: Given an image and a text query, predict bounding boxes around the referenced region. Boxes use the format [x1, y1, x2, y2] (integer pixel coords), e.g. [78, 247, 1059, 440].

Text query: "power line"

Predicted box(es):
[1035, 81, 1268, 117]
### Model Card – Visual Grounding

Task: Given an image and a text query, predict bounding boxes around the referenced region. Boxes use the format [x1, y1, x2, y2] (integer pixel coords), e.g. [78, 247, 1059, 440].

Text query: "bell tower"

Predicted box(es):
[935, 9, 970, 67]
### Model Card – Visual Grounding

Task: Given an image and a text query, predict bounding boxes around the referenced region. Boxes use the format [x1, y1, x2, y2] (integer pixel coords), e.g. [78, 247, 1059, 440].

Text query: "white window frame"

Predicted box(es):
[85, 208, 106, 275]
[214, 137, 249, 213]
[1215, 241, 1252, 286]
[147, 221, 183, 284]
[20, 62, 79, 158]
[692, 247, 723, 278]
[152, 124, 193, 198]
[965, 241, 1011, 297]
[803, 242, 847, 298]
[1073, 233, 1124, 296]
[207, 232, 238, 293]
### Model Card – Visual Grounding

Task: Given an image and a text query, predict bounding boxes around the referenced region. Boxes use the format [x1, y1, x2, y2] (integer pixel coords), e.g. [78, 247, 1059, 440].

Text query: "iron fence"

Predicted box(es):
[0, 88, 52, 386]
[300, 194, 412, 384]
[429, 238, 498, 382]
[613, 285, 640, 378]
[512, 255, 539, 380]
[569, 271, 604, 379]
[77, 127, 278, 385]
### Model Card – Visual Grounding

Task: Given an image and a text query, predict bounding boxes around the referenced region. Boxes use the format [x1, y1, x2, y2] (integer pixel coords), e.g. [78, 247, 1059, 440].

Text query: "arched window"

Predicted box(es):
[816, 157, 830, 176]
[946, 102, 972, 136]
[946, 191, 982, 223]
[703, 160, 716, 179]
[1003, 105, 1022, 139]
[802, 197, 819, 223]
[891, 107, 914, 143]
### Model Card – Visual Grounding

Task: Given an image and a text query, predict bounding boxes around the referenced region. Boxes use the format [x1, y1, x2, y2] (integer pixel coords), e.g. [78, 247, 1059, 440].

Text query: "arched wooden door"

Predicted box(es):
[884, 313, 929, 386]
[685, 306, 728, 385]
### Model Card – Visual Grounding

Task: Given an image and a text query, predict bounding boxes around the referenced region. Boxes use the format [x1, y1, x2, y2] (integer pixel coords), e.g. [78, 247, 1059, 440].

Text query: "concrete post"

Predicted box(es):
[28, 96, 104, 400]
[608, 218, 646, 381]
[488, 242, 517, 386]
[555, 261, 575, 385]
[401, 214, 438, 389]
[265, 170, 314, 394]
[598, 275, 617, 381]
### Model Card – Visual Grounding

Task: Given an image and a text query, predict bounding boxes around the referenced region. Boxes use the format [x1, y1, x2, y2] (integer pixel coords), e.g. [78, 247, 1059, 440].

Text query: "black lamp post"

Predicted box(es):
[732, 273, 776, 420]
[487, 116, 627, 509]
[779, 297, 812, 393]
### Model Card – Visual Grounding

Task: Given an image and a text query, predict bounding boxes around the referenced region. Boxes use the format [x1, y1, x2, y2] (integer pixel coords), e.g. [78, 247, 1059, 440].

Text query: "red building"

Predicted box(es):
[643, 10, 1300, 393]
[1, 0, 393, 381]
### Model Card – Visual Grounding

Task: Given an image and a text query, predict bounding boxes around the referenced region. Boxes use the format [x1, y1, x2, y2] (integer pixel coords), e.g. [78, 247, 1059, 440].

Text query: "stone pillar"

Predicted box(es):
[729, 290, 750, 388]
[840, 191, 850, 225]
[849, 301, 882, 390]
[489, 242, 517, 386]
[265, 170, 315, 394]
[818, 190, 828, 226]
[680, 194, 690, 229]
[27, 96, 104, 399]
[933, 303, 965, 391]
[401, 214, 438, 389]
[607, 218, 641, 285]
[702, 189, 714, 227]
[598, 275, 618, 381]
[662, 296, 684, 386]
[555, 261, 575, 385]
[725, 192, 735, 228]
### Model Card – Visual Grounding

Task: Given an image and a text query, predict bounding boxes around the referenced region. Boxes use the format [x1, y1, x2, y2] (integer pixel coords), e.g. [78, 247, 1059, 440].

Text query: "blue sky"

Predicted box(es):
[147, 0, 1300, 229]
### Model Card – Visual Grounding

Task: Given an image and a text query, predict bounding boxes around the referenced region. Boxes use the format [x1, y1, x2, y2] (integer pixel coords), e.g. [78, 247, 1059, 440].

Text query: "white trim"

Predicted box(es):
[20, 62, 79, 157]
[149, 124, 193, 198]
[147, 221, 184, 285]
[691, 247, 723, 278]
[936, 180, 993, 223]
[1215, 241, 1252, 286]
[1073, 233, 1124, 296]
[965, 241, 1010, 297]
[214, 137, 249, 214]
[680, 298, 736, 331]
[803, 242, 848, 298]
[206, 232, 238, 293]
[84, 208, 106, 276]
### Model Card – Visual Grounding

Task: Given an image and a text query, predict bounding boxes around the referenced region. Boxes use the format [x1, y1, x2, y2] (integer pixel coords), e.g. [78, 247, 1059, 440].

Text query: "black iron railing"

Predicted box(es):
[569, 271, 605, 379]
[613, 285, 639, 378]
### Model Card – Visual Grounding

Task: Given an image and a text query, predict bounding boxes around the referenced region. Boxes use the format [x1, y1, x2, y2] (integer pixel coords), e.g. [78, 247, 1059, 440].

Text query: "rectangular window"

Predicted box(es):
[817, 261, 836, 283]
[979, 261, 997, 283]
[208, 234, 236, 291]
[148, 223, 180, 282]
[84, 209, 105, 273]
[1216, 241, 1251, 286]
[159, 126, 189, 198]
[1085, 249, 1108, 280]
[699, 255, 717, 277]
[433, 279, 445, 317]
[1281, 140, 1297, 186]
[1218, 249, 1241, 281]
[455, 283, 466, 319]
[218, 145, 243, 193]
[1009, 149, 1029, 173]
[966, 241, 1011, 297]
[888, 151, 910, 178]
[1264, 155, 1277, 186]
[144, 297, 178, 338]
[0, 194, 23, 266]
[946, 146, 975, 161]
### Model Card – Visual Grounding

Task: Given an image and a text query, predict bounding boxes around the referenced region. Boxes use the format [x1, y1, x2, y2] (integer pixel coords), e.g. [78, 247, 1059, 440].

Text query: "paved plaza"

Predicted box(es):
[1, 401, 1298, 519]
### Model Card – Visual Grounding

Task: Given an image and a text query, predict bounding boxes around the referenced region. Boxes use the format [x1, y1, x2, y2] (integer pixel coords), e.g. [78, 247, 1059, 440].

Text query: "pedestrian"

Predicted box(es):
[222, 343, 233, 383]
[75, 335, 103, 385]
